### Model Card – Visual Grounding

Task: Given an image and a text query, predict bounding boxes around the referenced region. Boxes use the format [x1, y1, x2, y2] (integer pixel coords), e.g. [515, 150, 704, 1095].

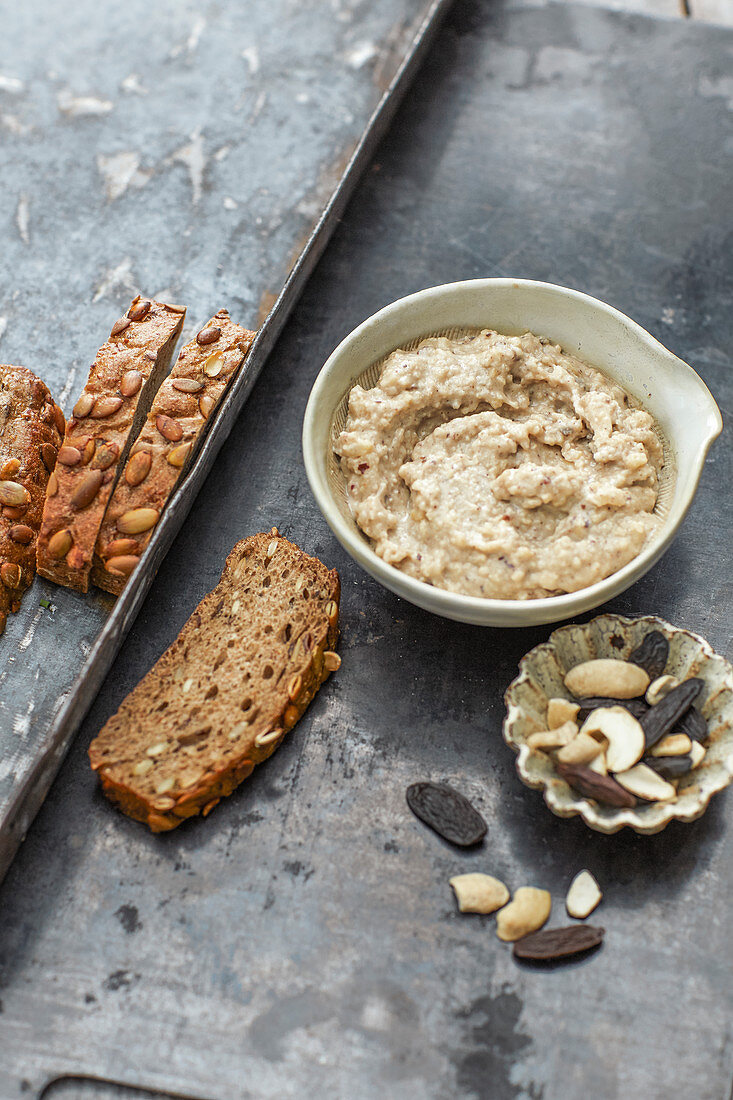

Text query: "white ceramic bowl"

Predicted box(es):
[302, 279, 722, 627]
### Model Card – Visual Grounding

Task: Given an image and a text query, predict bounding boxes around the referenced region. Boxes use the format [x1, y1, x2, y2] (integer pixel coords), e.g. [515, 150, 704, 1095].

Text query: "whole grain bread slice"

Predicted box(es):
[36, 296, 185, 592]
[0, 365, 65, 634]
[88, 530, 340, 832]
[91, 309, 256, 594]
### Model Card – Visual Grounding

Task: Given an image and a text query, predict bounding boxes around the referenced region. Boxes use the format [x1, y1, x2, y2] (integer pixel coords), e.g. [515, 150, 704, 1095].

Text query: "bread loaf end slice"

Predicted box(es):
[91, 309, 256, 595]
[36, 297, 185, 593]
[88, 531, 340, 832]
[0, 365, 65, 634]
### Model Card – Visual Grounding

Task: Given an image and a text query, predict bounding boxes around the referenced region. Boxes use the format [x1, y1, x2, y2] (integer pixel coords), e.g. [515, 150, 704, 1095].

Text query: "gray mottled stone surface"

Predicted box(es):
[1, 1, 732, 1098]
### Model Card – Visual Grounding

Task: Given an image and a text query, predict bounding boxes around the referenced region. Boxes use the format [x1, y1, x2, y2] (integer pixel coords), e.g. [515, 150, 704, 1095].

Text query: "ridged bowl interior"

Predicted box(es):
[503, 614, 733, 834]
[327, 326, 676, 530]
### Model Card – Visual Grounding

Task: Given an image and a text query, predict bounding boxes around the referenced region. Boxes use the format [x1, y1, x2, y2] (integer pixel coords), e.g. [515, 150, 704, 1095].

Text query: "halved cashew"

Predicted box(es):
[646, 675, 679, 706]
[564, 659, 649, 700]
[449, 873, 510, 914]
[614, 763, 676, 802]
[580, 706, 645, 773]
[547, 698, 580, 729]
[496, 887, 551, 942]
[649, 733, 692, 758]
[527, 720, 578, 752]
[566, 870, 602, 919]
[556, 732, 607, 766]
[689, 742, 706, 769]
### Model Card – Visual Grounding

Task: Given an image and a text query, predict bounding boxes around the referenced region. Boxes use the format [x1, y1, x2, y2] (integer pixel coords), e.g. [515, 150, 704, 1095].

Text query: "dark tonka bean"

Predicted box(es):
[629, 631, 669, 680]
[513, 925, 604, 962]
[405, 782, 487, 847]
[557, 762, 637, 808]
[674, 704, 707, 743]
[641, 678, 704, 748]
[576, 697, 648, 723]
[645, 755, 693, 780]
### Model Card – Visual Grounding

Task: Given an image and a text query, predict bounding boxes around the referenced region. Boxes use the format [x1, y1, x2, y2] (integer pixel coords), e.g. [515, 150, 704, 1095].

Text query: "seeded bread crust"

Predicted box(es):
[0, 365, 64, 634]
[36, 297, 185, 593]
[89, 531, 340, 832]
[91, 309, 256, 595]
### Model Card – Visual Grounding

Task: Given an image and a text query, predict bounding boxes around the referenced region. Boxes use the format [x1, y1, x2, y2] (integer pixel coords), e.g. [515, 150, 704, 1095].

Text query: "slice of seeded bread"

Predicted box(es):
[91, 309, 256, 595]
[36, 297, 185, 593]
[0, 364, 65, 634]
[88, 531, 341, 832]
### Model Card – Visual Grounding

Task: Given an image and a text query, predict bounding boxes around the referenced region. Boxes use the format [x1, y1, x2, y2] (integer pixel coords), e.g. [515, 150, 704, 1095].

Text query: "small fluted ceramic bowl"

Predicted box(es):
[302, 279, 722, 627]
[503, 614, 733, 834]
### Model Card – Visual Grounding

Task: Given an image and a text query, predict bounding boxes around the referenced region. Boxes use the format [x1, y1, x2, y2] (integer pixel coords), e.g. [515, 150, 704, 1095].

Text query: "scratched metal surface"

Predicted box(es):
[1, 1, 733, 1098]
[0, 0, 451, 880]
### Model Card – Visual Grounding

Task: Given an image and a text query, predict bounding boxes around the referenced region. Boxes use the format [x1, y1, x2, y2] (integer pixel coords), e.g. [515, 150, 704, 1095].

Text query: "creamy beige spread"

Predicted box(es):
[336, 330, 663, 600]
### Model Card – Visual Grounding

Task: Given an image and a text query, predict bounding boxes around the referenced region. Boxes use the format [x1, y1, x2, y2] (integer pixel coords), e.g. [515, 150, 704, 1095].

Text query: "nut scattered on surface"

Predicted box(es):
[564, 659, 650, 700]
[527, 721, 578, 752]
[513, 925, 604, 961]
[646, 675, 679, 706]
[547, 698, 580, 729]
[580, 706, 645, 773]
[450, 873, 510, 914]
[406, 782, 487, 848]
[613, 762, 677, 802]
[496, 887, 551, 942]
[565, 870, 602, 918]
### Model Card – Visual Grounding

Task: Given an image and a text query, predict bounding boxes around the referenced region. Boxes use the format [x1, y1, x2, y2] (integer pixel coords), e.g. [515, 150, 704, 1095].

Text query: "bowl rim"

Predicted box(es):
[303, 278, 723, 622]
[502, 612, 733, 834]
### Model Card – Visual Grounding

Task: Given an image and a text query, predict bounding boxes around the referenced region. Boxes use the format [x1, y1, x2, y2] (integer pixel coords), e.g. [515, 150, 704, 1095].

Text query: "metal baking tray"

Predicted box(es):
[0, 0, 453, 881]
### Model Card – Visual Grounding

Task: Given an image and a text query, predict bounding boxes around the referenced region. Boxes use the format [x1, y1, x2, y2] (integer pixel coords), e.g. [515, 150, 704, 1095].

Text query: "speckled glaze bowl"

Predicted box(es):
[302, 279, 722, 627]
[503, 614, 733, 834]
